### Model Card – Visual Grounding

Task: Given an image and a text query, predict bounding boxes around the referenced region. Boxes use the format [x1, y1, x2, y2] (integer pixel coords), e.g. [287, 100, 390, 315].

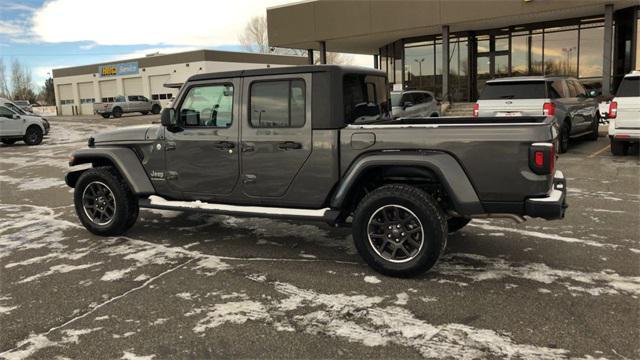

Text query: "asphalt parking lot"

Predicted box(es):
[0, 114, 638, 359]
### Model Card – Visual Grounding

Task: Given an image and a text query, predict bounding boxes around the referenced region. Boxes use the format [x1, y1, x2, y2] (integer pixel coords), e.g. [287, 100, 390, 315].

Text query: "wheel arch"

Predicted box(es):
[329, 151, 483, 216]
[67, 147, 155, 195]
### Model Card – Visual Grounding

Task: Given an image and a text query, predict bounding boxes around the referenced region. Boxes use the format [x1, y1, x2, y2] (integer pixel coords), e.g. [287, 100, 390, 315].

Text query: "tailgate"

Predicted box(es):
[614, 97, 640, 129]
[477, 99, 545, 117]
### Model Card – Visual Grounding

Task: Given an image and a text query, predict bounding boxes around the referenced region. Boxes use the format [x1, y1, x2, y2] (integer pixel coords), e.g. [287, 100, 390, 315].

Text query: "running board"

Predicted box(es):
[139, 196, 340, 224]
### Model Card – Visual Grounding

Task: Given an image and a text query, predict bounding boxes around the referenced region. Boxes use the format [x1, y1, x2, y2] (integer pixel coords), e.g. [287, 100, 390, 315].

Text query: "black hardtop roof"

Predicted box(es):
[187, 64, 385, 82]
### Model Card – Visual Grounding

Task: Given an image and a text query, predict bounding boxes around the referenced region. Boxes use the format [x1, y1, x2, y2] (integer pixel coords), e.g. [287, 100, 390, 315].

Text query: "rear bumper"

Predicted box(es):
[524, 170, 567, 220]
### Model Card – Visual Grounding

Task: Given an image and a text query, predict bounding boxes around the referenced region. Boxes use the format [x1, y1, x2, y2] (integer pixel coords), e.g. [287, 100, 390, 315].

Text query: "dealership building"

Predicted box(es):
[52, 50, 307, 115]
[267, 0, 639, 102]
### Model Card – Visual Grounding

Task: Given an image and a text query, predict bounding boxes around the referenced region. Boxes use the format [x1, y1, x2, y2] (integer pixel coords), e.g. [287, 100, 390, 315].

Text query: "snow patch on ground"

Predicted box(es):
[0, 296, 19, 316]
[121, 351, 155, 360]
[436, 253, 640, 296]
[364, 275, 381, 284]
[101, 268, 134, 281]
[18, 262, 103, 284]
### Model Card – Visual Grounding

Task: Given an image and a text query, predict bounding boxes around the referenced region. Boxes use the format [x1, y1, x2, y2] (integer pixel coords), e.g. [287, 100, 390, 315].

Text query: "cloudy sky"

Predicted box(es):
[0, 0, 373, 87]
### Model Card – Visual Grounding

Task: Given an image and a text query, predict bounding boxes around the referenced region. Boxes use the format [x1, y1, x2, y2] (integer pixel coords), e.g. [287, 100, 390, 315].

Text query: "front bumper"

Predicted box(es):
[525, 170, 567, 220]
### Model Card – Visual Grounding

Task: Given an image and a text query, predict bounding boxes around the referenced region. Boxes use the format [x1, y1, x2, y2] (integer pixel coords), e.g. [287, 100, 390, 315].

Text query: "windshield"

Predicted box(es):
[343, 74, 390, 124]
[479, 81, 547, 100]
[4, 102, 27, 115]
[390, 92, 402, 106]
[617, 77, 639, 97]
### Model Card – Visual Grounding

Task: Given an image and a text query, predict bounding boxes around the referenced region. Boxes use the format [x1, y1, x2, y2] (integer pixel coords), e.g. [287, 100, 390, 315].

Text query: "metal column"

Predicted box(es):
[442, 25, 450, 102]
[602, 4, 614, 96]
[307, 49, 314, 64]
[319, 41, 327, 64]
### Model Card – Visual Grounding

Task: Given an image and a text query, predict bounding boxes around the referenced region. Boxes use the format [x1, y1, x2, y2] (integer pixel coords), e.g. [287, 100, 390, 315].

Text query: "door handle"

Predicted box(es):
[215, 141, 235, 150]
[165, 142, 176, 151]
[242, 143, 255, 153]
[278, 141, 302, 150]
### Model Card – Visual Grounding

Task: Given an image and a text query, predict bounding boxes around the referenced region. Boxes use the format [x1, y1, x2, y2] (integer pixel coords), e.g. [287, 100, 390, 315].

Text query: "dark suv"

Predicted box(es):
[66, 65, 567, 277]
[475, 76, 600, 153]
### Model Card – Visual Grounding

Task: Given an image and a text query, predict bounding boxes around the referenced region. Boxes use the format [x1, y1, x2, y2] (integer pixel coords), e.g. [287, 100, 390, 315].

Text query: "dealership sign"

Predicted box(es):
[99, 61, 139, 77]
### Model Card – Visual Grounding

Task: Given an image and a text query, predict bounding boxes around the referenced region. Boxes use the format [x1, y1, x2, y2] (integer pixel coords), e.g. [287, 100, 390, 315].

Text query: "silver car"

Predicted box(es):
[475, 76, 600, 153]
[391, 90, 441, 119]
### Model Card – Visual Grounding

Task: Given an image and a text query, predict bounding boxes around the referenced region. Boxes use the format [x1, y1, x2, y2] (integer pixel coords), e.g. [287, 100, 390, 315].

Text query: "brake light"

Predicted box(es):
[529, 143, 555, 175]
[472, 103, 479, 117]
[608, 101, 617, 119]
[543, 102, 555, 116]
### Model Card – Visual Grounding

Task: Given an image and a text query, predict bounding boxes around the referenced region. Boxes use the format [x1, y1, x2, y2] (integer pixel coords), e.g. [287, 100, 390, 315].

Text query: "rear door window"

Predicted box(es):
[616, 77, 640, 97]
[343, 74, 390, 124]
[249, 79, 305, 128]
[478, 81, 547, 100]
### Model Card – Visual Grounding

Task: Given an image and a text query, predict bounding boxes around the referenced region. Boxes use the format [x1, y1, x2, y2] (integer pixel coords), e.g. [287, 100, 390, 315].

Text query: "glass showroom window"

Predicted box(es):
[544, 26, 579, 77]
[449, 37, 469, 102]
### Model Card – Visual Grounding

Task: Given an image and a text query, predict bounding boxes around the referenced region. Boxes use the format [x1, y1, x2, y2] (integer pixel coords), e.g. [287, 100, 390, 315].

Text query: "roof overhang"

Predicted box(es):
[267, 0, 638, 54]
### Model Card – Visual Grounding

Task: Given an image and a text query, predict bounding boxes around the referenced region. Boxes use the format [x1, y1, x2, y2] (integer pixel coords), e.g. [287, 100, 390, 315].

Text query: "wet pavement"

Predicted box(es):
[0, 115, 638, 359]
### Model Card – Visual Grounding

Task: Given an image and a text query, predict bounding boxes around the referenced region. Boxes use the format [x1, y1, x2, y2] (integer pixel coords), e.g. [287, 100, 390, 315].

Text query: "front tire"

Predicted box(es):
[112, 107, 123, 118]
[141, 111, 149, 115]
[610, 139, 628, 156]
[352, 184, 447, 277]
[101, 114, 111, 119]
[558, 122, 570, 154]
[74, 167, 138, 236]
[587, 113, 600, 141]
[23, 126, 43, 145]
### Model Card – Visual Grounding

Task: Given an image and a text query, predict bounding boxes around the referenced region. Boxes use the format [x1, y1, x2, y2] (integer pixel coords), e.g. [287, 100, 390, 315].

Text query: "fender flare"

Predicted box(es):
[330, 151, 484, 216]
[67, 147, 155, 195]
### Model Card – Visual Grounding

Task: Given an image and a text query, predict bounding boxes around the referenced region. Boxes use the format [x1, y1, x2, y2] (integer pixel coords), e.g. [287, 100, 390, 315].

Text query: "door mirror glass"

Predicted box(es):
[161, 108, 178, 130]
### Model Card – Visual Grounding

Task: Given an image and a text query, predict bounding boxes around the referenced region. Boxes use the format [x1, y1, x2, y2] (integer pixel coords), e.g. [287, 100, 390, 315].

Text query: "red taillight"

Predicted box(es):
[608, 101, 617, 119]
[472, 103, 479, 117]
[529, 143, 554, 175]
[543, 102, 555, 116]
[534, 151, 544, 167]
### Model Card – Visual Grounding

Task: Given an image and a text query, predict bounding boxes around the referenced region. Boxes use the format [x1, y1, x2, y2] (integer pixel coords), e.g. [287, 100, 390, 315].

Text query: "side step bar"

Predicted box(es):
[139, 196, 341, 224]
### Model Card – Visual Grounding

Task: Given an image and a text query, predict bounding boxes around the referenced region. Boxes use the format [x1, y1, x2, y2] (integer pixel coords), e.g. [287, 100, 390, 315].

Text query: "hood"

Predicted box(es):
[93, 124, 162, 144]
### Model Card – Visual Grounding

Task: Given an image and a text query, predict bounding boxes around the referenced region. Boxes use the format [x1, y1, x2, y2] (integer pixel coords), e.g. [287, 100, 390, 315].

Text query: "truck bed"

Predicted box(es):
[341, 116, 557, 209]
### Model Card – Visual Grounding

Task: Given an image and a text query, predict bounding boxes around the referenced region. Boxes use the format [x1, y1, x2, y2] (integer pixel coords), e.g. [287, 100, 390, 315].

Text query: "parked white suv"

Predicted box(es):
[0, 104, 48, 145]
[607, 72, 640, 155]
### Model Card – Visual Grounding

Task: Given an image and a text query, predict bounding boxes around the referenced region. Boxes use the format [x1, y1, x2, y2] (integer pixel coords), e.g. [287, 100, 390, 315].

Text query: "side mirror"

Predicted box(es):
[12, 114, 20, 119]
[160, 108, 179, 131]
[403, 101, 414, 109]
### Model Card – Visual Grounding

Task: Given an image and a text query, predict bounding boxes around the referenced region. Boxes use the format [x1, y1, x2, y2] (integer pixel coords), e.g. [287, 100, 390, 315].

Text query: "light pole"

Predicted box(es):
[414, 58, 425, 89]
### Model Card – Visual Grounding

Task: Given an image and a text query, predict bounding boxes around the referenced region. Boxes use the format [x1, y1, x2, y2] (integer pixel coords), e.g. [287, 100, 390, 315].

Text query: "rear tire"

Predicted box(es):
[587, 113, 599, 141]
[112, 107, 123, 118]
[447, 217, 471, 233]
[558, 122, 570, 154]
[74, 167, 138, 236]
[151, 104, 161, 114]
[23, 126, 43, 145]
[1, 139, 17, 145]
[610, 139, 628, 156]
[352, 184, 447, 278]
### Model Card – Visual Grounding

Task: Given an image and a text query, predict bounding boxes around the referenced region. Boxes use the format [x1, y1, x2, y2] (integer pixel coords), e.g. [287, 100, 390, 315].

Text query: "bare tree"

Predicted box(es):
[0, 58, 9, 98]
[238, 15, 352, 65]
[239, 16, 269, 54]
[10, 59, 36, 102]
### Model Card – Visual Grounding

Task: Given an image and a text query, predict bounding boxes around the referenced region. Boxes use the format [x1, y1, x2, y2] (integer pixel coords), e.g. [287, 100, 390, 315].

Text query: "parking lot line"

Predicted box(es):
[588, 144, 610, 158]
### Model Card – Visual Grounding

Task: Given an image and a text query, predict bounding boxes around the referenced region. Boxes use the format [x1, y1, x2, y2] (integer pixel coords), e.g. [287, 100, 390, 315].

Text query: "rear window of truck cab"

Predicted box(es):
[343, 74, 390, 124]
[616, 77, 639, 97]
[479, 81, 550, 100]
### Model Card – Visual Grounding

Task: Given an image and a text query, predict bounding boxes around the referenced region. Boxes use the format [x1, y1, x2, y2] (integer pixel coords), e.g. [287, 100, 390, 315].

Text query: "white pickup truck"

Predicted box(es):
[94, 95, 162, 119]
[607, 71, 640, 155]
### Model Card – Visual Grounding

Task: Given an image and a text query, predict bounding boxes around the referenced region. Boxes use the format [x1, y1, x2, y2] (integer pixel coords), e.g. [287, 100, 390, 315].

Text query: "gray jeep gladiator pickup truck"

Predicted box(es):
[66, 65, 567, 277]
